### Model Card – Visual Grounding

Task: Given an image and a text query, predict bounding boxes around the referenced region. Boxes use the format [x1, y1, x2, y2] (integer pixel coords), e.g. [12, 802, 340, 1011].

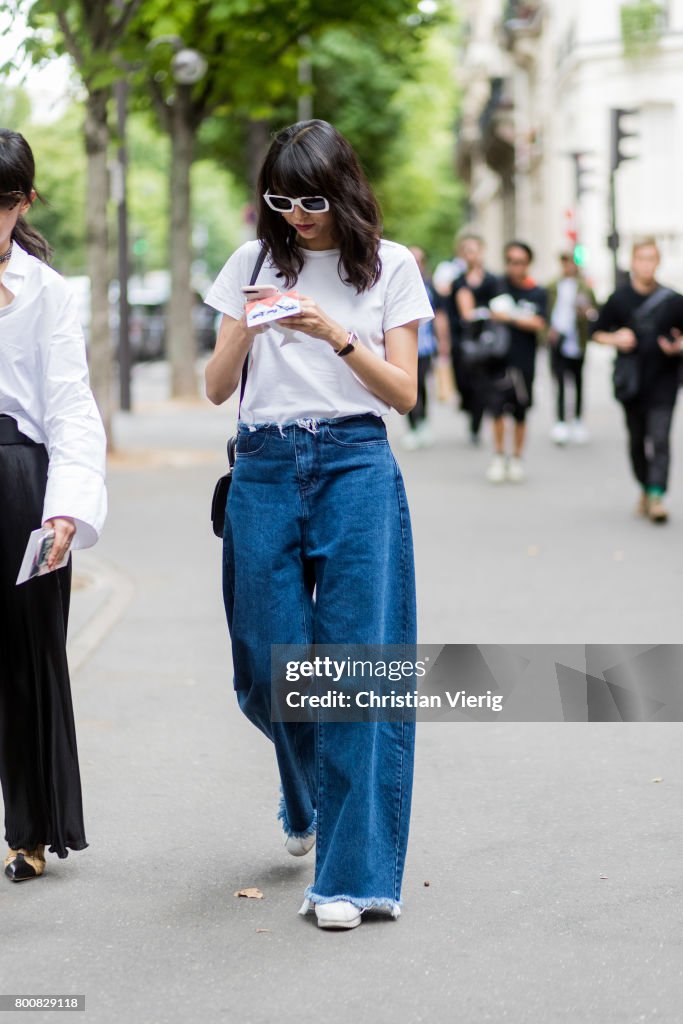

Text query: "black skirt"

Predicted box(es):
[0, 419, 87, 858]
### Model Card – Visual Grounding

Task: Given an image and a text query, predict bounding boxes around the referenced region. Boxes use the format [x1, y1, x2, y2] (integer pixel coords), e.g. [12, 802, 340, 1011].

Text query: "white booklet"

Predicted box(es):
[16, 527, 70, 585]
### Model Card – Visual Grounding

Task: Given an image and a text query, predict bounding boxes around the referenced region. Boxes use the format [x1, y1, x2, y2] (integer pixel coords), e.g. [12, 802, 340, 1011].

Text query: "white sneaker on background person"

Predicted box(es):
[415, 421, 435, 448]
[550, 421, 570, 445]
[569, 419, 589, 444]
[400, 429, 421, 452]
[486, 453, 507, 483]
[507, 456, 526, 482]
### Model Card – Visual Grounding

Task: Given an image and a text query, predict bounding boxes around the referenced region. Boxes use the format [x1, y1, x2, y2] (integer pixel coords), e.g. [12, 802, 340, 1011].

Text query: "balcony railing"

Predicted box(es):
[478, 77, 516, 174]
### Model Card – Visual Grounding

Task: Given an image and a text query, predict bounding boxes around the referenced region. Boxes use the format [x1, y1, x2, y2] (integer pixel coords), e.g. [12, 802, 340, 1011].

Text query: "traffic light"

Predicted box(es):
[570, 151, 596, 199]
[610, 108, 639, 172]
[573, 244, 588, 268]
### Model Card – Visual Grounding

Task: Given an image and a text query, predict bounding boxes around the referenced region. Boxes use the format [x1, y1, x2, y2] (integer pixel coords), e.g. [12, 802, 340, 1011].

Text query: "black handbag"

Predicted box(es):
[211, 245, 268, 537]
[612, 352, 640, 404]
[460, 312, 510, 367]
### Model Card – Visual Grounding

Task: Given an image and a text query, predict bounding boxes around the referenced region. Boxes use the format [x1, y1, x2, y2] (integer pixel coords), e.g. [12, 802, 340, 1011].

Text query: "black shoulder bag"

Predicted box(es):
[460, 312, 510, 367]
[211, 245, 268, 537]
[612, 287, 673, 404]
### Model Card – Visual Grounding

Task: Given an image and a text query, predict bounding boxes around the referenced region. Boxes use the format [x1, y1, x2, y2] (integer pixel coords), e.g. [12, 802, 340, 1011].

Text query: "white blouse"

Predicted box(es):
[0, 243, 107, 549]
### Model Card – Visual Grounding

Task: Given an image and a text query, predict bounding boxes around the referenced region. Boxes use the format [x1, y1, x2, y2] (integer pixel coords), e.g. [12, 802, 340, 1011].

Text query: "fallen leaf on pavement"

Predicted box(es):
[234, 887, 264, 899]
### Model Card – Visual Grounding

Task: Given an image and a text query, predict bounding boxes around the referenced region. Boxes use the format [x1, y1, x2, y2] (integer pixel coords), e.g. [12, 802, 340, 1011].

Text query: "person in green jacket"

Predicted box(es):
[546, 252, 598, 445]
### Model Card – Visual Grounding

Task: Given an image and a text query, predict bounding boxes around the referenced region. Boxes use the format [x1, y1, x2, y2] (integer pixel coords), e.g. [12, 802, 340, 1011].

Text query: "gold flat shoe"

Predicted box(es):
[4, 846, 46, 882]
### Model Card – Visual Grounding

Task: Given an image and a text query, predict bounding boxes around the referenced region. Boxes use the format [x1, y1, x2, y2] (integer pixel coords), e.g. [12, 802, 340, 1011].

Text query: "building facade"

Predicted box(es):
[457, 0, 683, 296]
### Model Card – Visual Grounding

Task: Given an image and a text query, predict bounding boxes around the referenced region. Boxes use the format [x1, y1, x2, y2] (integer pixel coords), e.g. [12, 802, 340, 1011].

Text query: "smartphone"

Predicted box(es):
[241, 285, 279, 301]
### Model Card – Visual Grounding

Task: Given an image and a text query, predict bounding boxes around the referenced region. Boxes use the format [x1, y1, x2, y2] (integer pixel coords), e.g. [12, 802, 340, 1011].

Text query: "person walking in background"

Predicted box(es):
[480, 241, 547, 483]
[546, 252, 598, 446]
[592, 238, 683, 524]
[0, 130, 107, 882]
[432, 231, 466, 297]
[401, 246, 438, 450]
[450, 234, 500, 444]
[204, 120, 433, 930]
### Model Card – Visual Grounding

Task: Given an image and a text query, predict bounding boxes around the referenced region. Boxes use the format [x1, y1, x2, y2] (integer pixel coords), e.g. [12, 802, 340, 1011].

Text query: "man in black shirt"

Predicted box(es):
[484, 241, 547, 482]
[592, 238, 683, 523]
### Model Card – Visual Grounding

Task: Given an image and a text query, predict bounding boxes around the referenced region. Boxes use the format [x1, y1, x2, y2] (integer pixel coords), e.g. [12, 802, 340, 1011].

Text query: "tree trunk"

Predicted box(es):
[168, 86, 197, 399]
[246, 119, 270, 194]
[84, 88, 114, 446]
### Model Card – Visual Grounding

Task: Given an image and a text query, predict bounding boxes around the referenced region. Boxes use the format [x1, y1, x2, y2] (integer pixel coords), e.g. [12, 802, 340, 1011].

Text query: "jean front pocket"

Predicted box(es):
[325, 416, 388, 448]
[235, 428, 269, 457]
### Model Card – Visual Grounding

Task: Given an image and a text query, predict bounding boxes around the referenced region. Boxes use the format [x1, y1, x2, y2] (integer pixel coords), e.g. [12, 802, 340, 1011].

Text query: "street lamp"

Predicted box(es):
[147, 35, 207, 82]
[147, 35, 208, 398]
[114, 36, 207, 411]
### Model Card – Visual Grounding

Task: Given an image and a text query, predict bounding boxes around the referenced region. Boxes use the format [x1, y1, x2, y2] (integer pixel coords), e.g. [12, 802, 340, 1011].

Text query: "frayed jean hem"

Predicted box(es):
[277, 794, 317, 838]
[302, 886, 402, 917]
[238, 414, 384, 437]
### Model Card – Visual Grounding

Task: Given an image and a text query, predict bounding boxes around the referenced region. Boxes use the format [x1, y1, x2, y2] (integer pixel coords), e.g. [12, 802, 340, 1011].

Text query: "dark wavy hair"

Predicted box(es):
[256, 120, 382, 294]
[0, 129, 51, 263]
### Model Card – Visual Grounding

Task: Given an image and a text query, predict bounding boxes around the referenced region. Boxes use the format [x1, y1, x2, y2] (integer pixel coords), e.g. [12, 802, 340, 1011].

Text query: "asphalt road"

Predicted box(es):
[2, 347, 682, 1024]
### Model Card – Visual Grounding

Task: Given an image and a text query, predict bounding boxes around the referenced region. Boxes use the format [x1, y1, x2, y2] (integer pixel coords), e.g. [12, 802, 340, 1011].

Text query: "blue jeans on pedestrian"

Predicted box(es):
[222, 414, 416, 914]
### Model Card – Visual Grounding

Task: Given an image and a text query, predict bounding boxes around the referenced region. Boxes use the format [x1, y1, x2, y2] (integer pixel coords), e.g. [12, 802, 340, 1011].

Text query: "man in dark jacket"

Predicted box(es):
[592, 237, 683, 523]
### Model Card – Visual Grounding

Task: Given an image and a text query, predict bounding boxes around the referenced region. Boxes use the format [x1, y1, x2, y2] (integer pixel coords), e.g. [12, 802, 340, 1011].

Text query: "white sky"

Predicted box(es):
[1, 8, 75, 123]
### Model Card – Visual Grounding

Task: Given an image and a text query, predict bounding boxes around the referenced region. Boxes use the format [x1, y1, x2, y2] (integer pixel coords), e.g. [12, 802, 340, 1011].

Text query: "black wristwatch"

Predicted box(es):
[337, 331, 359, 357]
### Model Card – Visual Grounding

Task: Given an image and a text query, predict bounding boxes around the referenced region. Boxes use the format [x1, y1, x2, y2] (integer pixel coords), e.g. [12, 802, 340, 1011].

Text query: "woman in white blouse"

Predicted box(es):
[0, 130, 107, 881]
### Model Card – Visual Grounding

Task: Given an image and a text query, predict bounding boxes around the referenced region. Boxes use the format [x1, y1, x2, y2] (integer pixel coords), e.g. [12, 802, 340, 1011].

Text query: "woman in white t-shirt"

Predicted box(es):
[205, 120, 433, 931]
[0, 130, 107, 882]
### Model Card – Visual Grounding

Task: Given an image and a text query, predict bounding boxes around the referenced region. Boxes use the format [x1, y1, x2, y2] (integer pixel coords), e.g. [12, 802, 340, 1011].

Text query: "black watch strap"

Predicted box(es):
[337, 331, 358, 357]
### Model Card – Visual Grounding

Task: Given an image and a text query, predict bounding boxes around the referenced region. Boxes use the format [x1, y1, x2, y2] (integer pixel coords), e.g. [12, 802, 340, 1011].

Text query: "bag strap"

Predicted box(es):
[631, 286, 673, 331]
[238, 245, 268, 415]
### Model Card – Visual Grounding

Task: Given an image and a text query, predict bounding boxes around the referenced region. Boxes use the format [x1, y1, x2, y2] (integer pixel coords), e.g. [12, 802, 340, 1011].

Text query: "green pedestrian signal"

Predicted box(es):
[573, 244, 588, 267]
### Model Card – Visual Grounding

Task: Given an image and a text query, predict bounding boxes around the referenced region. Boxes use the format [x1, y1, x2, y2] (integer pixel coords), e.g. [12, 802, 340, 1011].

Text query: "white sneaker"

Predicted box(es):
[550, 421, 570, 445]
[298, 897, 362, 930]
[507, 456, 525, 482]
[400, 429, 421, 452]
[415, 421, 435, 448]
[486, 453, 507, 483]
[284, 833, 316, 857]
[569, 419, 589, 444]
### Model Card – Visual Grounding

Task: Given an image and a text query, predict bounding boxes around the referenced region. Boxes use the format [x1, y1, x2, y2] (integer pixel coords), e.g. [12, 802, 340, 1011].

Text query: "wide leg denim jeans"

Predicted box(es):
[222, 414, 416, 913]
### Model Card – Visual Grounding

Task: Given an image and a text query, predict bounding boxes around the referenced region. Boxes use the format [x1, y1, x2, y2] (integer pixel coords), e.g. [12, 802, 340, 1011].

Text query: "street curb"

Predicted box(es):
[68, 555, 136, 675]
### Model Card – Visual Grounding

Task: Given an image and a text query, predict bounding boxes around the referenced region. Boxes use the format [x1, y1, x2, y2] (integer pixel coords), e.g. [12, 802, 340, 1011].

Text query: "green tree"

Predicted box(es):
[125, 0, 433, 396]
[7, 0, 457, 407]
[19, 105, 88, 275]
[4, 0, 145, 443]
[378, 28, 463, 261]
[0, 84, 32, 127]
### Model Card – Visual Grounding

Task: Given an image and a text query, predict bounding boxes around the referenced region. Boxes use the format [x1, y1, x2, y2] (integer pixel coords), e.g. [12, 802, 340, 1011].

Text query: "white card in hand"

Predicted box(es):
[16, 527, 70, 585]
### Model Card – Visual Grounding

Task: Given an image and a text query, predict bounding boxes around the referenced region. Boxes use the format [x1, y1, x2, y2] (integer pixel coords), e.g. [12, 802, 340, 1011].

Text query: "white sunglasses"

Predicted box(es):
[263, 193, 330, 213]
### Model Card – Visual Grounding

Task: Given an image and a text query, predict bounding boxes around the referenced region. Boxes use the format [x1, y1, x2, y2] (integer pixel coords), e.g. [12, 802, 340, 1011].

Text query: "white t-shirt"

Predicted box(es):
[204, 239, 434, 424]
[551, 277, 581, 357]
